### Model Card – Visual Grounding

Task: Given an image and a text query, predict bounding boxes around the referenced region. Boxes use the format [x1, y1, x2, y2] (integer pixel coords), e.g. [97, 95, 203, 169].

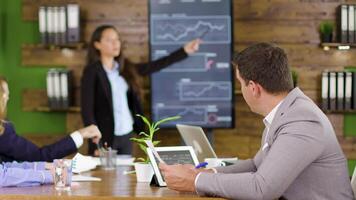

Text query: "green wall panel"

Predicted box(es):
[2, 0, 65, 135]
[0, 0, 5, 74]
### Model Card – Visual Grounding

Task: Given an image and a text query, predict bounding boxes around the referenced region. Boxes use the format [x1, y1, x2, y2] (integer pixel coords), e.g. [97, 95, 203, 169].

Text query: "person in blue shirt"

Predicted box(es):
[0, 161, 54, 187]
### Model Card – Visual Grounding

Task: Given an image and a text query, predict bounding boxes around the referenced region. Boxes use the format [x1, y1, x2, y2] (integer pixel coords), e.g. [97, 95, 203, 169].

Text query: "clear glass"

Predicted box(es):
[100, 149, 117, 170]
[53, 159, 72, 191]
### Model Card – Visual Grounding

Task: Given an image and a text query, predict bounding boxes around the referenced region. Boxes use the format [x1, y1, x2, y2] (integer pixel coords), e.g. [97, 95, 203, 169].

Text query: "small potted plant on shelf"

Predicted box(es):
[291, 69, 298, 88]
[319, 20, 334, 43]
[130, 114, 180, 182]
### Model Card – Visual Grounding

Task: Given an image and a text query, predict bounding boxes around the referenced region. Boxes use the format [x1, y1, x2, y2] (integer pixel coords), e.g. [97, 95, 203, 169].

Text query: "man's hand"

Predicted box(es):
[159, 163, 200, 192]
[183, 39, 201, 55]
[78, 125, 102, 144]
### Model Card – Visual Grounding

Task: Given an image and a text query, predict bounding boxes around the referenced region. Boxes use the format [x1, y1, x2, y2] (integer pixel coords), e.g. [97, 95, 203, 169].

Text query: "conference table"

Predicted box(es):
[0, 166, 224, 200]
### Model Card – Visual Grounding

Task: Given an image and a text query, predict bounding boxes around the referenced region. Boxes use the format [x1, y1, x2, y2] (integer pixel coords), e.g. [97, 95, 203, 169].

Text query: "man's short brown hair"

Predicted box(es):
[233, 43, 294, 94]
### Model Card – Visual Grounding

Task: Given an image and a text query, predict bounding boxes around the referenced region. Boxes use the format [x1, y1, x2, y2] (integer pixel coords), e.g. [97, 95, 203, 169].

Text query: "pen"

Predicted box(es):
[195, 162, 208, 169]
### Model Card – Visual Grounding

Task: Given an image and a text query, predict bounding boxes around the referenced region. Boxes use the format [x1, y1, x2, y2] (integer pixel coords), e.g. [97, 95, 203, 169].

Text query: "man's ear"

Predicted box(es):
[249, 81, 261, 98]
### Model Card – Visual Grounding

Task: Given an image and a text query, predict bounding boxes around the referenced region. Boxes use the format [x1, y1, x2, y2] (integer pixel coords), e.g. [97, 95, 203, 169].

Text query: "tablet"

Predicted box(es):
[146, 146, 200, 187]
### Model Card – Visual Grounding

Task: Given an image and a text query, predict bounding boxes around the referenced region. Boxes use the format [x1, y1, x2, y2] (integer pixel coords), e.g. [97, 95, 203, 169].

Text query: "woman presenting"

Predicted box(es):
[81, 25, 200, 155]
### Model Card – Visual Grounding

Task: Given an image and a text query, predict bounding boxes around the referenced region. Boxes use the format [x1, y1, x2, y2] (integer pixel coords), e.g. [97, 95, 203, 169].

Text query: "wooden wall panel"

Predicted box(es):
[233, 0, 340, 20]
[22, 89, 47, 111]
[21, 0, 356, 159]
[22, 45, 86, 66]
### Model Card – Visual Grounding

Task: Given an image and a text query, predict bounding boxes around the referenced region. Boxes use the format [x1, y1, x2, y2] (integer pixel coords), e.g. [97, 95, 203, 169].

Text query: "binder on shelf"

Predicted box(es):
[340, 5, 348, 43]
[321, 71, 329, 110]
[66, 4, 80, 43]
[59, 70, 73, 109]
[53, 6, 60, 45]
[329, 72, 337, 110]
[46, 6, 55, 44]
[46, 69, 55, 109]
[58, 6, 67, 44]
[345, 71, 353, 110]
[38, 6, 47, 44]
[354, 6, 356, 43]
[349, 5, 355, 43]
[53, 69, 61, 109]
[353, 72, 356, 110]
[337, 72, 345, 110]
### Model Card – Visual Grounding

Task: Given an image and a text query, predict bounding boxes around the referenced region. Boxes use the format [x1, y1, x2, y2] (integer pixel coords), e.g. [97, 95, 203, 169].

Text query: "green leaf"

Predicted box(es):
[136, 114, 151, 128]
[138, 131, 149, 137]
[137, 157, 147, 163]
[130, 138, 146, 144]
[138, 143, 148, 154]
[152, 140, 160, 146]
[153, 115, 181, 129]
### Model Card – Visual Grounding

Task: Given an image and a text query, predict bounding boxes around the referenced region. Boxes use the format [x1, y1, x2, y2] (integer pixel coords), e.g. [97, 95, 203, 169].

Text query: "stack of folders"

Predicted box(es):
[46, 69, 73, 110]
[38, 4, 80, 45]
[339, 4, 356, 43]
[321, 71, 356, 111]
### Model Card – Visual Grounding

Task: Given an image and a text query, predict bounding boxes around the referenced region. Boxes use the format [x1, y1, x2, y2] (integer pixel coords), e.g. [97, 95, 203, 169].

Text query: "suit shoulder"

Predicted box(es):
[285, 96, 322, 121]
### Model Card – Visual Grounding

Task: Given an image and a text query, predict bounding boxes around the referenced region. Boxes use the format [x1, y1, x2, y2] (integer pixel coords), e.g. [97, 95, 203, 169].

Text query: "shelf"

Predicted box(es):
[320, 43, 356, 51]
[34, 106, 81, 113]
[21, 45, 86, 66]
[22, 43, 86, 50]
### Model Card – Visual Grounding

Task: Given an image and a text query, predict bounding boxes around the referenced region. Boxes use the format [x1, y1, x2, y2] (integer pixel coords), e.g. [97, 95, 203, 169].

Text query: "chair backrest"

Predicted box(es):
[351, 166, 356, 197]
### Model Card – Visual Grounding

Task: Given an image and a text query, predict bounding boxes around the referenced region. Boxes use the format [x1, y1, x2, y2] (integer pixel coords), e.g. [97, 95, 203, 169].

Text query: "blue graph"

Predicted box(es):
[179, 81, 232, 101]
[155, 106, 207, 124]
[151, 16, 230, 44]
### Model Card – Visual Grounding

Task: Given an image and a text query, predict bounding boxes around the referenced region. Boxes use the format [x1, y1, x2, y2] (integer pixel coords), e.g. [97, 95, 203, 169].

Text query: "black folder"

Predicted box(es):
[337, 72, 345, 110]
[353, 72, 356, 110]
[58, 6, 67, 44]
[66, 4, 80, 43]
[59, 69, 73, 109]
[349, 5, 355, 43]
[38, 6, 47, 44]
[46, 6, 55, 44]
[46, 69, 56, 109]
[329, 72, 337, 111]
[339, 5, 348, 43]
[321, 71, 329, 110]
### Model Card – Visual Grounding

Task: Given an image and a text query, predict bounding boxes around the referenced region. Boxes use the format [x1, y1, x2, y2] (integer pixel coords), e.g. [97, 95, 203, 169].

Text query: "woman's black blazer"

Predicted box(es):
[81, 48, 188, 154]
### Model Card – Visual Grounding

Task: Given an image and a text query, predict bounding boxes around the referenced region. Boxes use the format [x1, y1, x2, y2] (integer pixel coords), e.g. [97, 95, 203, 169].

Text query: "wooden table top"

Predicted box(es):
[0, 166, 223, 200]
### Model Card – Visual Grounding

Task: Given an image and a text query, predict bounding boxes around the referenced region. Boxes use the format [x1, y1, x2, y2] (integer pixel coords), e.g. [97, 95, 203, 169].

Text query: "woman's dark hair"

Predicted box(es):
[233, 43, 294, 94]
[86, 25, 143, 99]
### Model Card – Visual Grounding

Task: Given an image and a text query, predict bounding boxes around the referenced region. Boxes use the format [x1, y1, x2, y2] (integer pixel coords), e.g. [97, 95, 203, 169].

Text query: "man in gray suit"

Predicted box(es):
[159, 43, 354, 199]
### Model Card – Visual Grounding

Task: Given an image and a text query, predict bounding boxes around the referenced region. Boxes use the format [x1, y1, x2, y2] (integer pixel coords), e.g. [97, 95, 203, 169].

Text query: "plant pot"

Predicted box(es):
[134, 162, 154, 182]
[321, 33, 333, 43]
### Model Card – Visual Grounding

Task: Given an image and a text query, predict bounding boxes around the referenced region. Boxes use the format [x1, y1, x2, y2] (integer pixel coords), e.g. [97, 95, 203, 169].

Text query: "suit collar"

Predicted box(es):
[264, 87, 304, 143]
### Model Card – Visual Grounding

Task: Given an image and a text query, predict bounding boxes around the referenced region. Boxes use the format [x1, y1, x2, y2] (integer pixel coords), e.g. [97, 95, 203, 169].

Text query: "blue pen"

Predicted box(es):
[195, 162, 208, 169]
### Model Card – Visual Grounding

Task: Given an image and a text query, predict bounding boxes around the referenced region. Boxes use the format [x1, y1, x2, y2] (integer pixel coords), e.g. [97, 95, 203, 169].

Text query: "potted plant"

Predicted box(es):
[291, 69, 298, 88]
[130, 114, 180, 182]
[319, 21, 334, 43]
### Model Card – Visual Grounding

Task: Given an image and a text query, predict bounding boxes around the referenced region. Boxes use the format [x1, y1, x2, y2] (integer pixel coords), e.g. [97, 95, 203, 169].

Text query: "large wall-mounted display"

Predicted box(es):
[150, 0, 234, 128]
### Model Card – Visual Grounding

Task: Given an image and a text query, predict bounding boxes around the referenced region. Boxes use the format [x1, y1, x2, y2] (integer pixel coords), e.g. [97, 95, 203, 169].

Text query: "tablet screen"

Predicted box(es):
[147, 146, 199, 186]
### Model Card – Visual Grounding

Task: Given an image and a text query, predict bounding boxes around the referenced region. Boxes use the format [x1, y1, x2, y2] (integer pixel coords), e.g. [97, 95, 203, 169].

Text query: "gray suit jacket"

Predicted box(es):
[196, 88, 354, 200]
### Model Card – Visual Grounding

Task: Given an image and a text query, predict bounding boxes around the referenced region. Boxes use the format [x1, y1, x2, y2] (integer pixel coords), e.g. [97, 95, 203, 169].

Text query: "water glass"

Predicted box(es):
[53, 159, 72, 190]
[100, 149, 117, 170]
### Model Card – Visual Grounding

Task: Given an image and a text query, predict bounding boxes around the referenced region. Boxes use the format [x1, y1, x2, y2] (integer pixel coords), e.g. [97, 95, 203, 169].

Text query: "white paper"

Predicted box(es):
[145, 140, 166, 164]
[72, 153, 98, 173]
